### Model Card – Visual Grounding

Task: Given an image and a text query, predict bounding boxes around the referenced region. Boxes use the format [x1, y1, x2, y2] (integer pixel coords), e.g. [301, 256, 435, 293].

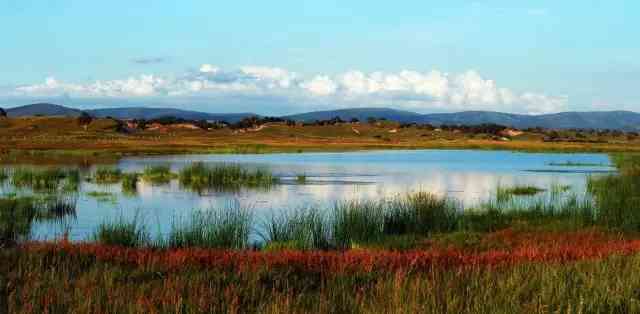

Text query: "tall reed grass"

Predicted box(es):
[11, 168, 80, 191]
[93, 167, 122, 184]
[179, 162, 278, 192]
[92, 213, 149, 247]
[142, 165, 174, 184]
[168, 202, 253, 249]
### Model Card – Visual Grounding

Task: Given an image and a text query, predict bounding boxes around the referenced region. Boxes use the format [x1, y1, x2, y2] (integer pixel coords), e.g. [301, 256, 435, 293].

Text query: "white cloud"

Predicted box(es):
[8, 64, 568, 114]
[199, 64, 219, 73]
[302, 75, 337, 96]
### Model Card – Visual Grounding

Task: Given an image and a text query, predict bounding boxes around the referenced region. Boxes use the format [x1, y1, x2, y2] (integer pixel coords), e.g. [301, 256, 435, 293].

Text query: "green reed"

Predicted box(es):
[179, 162, 278, 192]
[167, 202, 253, 249]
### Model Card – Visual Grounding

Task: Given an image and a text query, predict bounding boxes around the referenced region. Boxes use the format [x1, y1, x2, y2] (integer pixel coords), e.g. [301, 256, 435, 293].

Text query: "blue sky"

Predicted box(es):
[1, 1, 639, 115]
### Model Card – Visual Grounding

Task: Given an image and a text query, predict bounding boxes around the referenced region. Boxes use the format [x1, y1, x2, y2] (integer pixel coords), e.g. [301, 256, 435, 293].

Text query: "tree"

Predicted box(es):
[77, 112, 93, 130]
[0, 107, 6, 117]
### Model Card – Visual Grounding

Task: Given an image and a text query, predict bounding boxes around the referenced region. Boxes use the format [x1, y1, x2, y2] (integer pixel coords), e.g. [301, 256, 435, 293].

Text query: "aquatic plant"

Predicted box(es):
[92, 213, 149, 247]
[261, 207, 331, 250]
[179, 162, 278, 192]
[11, 168, 80, 191]
[384, 192, 459, 236]
[332, 200, 386, 248]
[168, 202, 253, 249]
[93, 167, 123, 184]
[121, 173, 139, 195]
[142, 165, 175, 184]
[0, 168, 7, 182]
[295, 173, 307, 184]
[496, 185, 545, 202]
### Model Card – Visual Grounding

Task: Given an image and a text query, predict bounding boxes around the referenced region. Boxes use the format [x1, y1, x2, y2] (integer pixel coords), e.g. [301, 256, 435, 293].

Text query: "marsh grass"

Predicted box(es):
[261, 207, 331, 250]
[93, 167, 122, 184]
[0, 195, 77, 243]
[142, 165, 175, 184]
[121, 173, 139, 195]
[0, 168, 7, 182]
[332, 200, 386, 248]
[179, 162, 278, 192]
[86, 191, 116, 203]
[496, 185, 546, 202]
[11, 168, 80, 192]
[295, 173, 307, 184]
[92, 213, 149, 247]
[384, 192, 459, 235]
[168, 202, 253, 249]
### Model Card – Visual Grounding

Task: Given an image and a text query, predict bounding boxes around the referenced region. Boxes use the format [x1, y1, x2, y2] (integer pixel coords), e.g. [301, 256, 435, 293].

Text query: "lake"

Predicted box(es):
[0, 149, 614, 241]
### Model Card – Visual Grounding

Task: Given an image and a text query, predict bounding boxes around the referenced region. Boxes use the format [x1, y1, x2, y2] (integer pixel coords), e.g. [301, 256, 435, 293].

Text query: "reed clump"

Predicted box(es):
[142, 165, 175, 184]
[168, 202, 253, 249]
[179, 162, 278, 192]
[92, 214, 149, 247]
[93, 167, 123, 184]
[11, 168, 80, 191]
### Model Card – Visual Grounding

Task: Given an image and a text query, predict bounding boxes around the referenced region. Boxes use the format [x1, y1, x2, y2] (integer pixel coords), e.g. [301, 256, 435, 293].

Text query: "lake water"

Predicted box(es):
[0, 150, 614, 241]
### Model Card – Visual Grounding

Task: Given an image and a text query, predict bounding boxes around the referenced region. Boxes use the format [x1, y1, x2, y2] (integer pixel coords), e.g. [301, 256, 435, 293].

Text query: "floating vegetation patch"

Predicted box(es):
[121, 173, 139, 195]
[86, 191, 116, 203]
[142, 165, 175, 185]
[93, 167, 123, 184]
[179, 162, 278, 193]
[11, 168, 80, 192]
[295, 174, 307, 184]
[496, 185, 546, 202]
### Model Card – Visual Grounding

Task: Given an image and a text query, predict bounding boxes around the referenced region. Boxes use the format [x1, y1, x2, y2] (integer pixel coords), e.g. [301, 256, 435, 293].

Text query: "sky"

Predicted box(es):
[1, 0, 639, 115]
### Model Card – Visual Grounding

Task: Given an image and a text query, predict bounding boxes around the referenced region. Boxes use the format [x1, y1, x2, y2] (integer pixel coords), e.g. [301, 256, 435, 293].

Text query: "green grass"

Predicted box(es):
[0, 195, 77, 243]
[167, 202, 253, 249]
[86, 191, 116, 203]
[261, 207, 331, 250]
[179, 162, 278, 192]
[496, 185, 546, 202]
[93, 167, 122, 184]
[92, 214, 149, 247]
[142, 165, 175, 184]
[332, 199, 386, 248]
[10, 168, 80, 192]
[0, 168, 7, 182]
[295, 173, 307, 184]
[121, 173, 139, 195]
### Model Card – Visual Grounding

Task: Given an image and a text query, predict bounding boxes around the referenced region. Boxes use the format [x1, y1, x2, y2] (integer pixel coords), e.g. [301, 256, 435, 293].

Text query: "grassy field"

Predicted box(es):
[1, 117, 640, 166]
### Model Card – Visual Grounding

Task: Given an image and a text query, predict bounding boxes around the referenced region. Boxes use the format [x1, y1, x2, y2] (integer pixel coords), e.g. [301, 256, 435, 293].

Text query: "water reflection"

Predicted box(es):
[0, 150, 613, 241]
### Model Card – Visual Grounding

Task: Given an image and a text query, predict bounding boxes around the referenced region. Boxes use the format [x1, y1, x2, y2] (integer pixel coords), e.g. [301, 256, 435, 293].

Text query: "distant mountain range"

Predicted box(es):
[4, 103, 253, 123]
[3, 103, 640, 131]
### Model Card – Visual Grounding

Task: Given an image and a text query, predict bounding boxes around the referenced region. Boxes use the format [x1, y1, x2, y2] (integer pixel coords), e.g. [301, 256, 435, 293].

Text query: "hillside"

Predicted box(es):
[6, 103, 83, 117]
[3, 103, 640, 130]
[89, 107, 254, 123]
[284, 108, 424, 123]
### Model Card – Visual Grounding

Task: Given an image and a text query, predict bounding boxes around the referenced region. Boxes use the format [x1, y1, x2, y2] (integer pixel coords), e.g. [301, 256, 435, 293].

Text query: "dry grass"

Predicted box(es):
[0, 117, 638, 161]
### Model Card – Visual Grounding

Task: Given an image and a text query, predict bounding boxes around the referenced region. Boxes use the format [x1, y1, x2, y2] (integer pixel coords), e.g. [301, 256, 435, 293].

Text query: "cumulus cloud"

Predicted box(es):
[7, 65, 568, 114]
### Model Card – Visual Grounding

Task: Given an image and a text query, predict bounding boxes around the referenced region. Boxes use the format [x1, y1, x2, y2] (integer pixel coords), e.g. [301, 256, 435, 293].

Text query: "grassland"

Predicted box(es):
[1, 117, 639, 167]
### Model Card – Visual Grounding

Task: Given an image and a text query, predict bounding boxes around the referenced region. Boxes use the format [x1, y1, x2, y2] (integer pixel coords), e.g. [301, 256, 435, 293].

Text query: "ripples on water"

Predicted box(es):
[0, 150, 613, 241]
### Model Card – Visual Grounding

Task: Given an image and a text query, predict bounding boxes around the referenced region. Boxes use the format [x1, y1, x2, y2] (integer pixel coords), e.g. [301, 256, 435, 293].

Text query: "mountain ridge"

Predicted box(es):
[2, 103, 639, 131]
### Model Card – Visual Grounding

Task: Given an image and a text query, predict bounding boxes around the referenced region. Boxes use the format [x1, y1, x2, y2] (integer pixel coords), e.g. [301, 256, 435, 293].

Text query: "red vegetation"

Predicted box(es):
[23, 230, 640, 274]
